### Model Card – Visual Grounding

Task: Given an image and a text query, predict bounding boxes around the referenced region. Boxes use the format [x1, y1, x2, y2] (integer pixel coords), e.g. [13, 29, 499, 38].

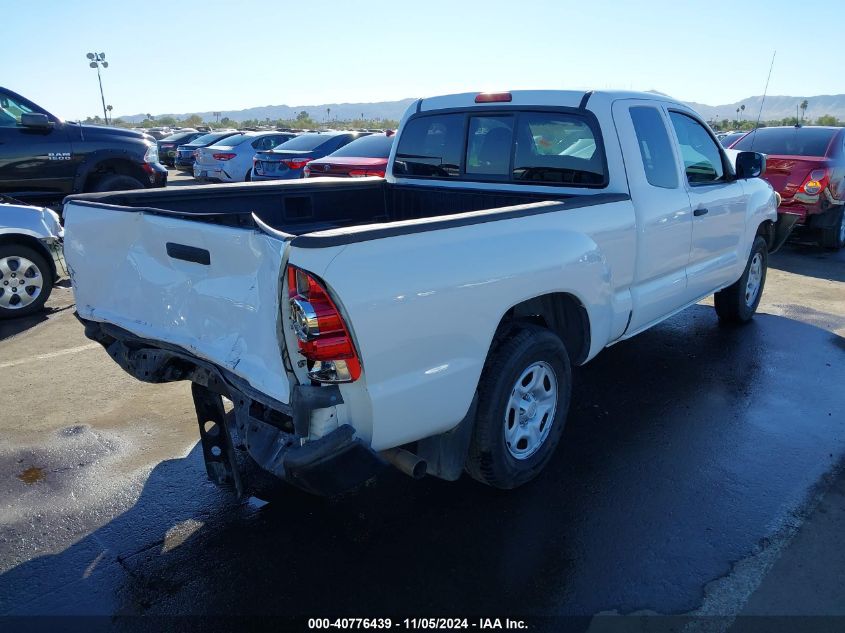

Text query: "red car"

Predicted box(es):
[731, 126, 845, 249]
[304, 132, 394, 178]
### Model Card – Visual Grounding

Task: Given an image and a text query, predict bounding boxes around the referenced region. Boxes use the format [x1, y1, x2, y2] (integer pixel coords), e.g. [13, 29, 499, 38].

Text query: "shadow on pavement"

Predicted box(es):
[1, 306, 844, 621]
[769, 242, 845, 282]
[0, 302, 74, 343]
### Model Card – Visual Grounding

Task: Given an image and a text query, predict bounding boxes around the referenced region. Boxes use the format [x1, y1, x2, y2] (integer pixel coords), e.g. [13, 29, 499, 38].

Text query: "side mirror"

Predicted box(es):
[735, 151, 765, 179]
[21, 112, 52, 129]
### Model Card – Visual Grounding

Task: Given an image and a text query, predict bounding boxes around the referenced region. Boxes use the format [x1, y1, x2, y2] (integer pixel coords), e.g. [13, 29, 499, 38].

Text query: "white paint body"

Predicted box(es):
[0, 202, 63, 242]
[64, 90, 777, 452]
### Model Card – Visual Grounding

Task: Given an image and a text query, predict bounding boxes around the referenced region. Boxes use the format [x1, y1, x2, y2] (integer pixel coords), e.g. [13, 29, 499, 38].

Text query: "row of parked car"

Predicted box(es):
[155, 129, 396, 184]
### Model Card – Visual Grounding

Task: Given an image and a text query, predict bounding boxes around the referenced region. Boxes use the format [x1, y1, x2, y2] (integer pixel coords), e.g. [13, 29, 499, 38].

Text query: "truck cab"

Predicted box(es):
[0, 87, 167, 208]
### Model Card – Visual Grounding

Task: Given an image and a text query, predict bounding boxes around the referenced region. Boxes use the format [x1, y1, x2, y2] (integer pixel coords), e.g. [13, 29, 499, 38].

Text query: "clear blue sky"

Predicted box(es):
[2, 0, 843, 120]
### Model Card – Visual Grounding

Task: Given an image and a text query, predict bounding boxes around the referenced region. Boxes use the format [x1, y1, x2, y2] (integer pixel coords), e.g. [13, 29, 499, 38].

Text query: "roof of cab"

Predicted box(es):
[417, 89, 678, 113]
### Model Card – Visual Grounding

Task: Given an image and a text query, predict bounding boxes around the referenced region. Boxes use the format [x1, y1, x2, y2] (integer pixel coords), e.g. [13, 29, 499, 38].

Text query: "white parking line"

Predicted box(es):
[0, 342, 100, 369]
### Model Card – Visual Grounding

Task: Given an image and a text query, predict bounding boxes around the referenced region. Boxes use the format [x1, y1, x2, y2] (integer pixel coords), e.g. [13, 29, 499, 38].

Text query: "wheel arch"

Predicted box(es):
[756, 218, 775, 250]
[0, 233, 57, 280]
[491, 291, 592, 366]
[74, 151, 150, 193]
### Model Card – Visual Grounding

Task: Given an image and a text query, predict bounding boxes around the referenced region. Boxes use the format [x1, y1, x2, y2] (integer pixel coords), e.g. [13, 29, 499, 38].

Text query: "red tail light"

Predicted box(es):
[212, 152, 236, 160]
[282, 158, 313, 170]
[475, 91, 512, 103]
[287, 266, 361, 383]
[800, 168, 830, 195]
[348, 169, 386, 178]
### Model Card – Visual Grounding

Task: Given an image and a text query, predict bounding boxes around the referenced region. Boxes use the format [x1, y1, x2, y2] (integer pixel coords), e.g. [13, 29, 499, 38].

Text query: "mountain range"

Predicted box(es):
[686, 94, 845, 122]
[118, 94, 845, 124]
[119, 99, 419, 124]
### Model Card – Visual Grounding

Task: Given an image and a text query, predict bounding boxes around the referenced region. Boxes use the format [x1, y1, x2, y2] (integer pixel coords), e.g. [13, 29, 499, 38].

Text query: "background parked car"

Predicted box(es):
[252, 131, 366, 181]
[0, 87, 166, 208]
[718, 131, 747, 148]
[304, 132, 395, 178]
[733, 126, 845, 249]
[174, 130, 239, 171]
[145, 127, 173, 140]
[0, 199, 65, 318]
[193, 131, 297, 183]
[157, 129, 202, 167]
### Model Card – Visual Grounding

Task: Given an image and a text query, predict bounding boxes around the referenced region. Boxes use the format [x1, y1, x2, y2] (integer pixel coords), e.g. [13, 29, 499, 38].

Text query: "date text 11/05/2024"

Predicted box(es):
[307, 618, 529, 630]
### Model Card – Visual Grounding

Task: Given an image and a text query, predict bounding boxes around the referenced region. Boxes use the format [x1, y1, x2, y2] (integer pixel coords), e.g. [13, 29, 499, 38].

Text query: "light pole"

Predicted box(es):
[86, 52, 109, 124]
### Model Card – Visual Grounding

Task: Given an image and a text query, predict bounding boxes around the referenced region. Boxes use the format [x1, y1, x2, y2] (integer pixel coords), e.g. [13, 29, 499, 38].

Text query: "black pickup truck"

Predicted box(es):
[0, 87, 167, 208]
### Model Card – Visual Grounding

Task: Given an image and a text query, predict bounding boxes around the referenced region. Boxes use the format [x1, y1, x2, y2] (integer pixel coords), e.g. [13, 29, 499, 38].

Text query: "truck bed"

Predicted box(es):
[65, 178, 579, 238]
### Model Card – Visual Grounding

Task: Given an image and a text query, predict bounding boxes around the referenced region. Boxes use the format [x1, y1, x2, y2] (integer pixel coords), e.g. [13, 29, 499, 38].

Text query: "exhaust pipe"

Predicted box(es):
[381, 448, 427, 479]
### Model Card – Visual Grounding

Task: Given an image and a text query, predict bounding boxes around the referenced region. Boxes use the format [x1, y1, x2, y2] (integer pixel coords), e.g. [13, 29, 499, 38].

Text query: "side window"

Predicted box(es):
[322, 135, 351, 154]
[393, 113, 463, 178]
[512, 112, 606, 185]
[0, 91, 34, 128]
[253, 136, 276, 150]
[465, 116, 513, 176]
[669, 111, 726, 184]
[629, 107, 678, 189]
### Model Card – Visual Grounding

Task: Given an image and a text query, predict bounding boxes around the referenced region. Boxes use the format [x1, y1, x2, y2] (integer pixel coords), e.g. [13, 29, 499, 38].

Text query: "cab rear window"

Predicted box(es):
[393, 114, 463, 178]
[393, 110, 606, 187]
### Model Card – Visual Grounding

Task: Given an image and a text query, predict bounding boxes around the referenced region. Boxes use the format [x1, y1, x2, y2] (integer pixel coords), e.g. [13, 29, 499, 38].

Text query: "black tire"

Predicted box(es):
[91, 173, 146, 193]
[819, 208, 845, 251]
[0, 244, 54, 319]
[714, 236, 768, 324]
[466, 324, 572, 489]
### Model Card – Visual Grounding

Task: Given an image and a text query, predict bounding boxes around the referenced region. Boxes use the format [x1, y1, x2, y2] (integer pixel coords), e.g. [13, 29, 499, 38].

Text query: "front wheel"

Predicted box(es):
[0, 244, 54, 319]
[92, 173, 146, 192]
[466, 324, 571, 489]
[714, 236, 768, 324]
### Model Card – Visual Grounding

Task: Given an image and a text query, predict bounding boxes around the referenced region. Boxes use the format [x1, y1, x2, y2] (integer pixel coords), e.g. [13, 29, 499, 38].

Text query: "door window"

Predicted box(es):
[629, 107, 678, 189]
[669, 111, 726, 185]
[253, 135, 284, 150]
[0, 91, 34, 127]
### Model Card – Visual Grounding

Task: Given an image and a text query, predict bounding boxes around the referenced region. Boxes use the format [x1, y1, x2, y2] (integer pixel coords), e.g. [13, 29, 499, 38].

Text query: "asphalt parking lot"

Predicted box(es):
[0, 197, 843, 627]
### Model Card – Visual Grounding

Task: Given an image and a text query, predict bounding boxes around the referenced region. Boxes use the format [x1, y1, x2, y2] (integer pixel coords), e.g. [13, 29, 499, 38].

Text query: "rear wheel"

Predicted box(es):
[820, 208, 845, 250]
[0, 244, 53, 319]
[714, 236, 768, 324]
[466, 324, 571, 489]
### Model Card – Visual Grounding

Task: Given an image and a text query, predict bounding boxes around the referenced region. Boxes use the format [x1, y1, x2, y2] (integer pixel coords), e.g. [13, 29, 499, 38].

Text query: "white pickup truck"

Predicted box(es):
[63, 90, 791, 496]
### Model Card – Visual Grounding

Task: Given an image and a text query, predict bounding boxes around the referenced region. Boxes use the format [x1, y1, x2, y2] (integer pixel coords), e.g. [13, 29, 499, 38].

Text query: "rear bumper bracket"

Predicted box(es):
[192, 383, 243, 496]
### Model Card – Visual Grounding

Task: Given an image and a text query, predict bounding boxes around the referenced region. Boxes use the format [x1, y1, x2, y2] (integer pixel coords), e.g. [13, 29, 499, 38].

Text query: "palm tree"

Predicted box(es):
[800, 99, 808, 123]
[740, 104, 746, 121]
[326, 107, 331, 123]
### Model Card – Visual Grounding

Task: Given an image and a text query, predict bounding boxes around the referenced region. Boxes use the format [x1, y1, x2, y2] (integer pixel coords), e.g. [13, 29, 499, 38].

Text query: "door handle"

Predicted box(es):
[694, 207, 709, 217]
